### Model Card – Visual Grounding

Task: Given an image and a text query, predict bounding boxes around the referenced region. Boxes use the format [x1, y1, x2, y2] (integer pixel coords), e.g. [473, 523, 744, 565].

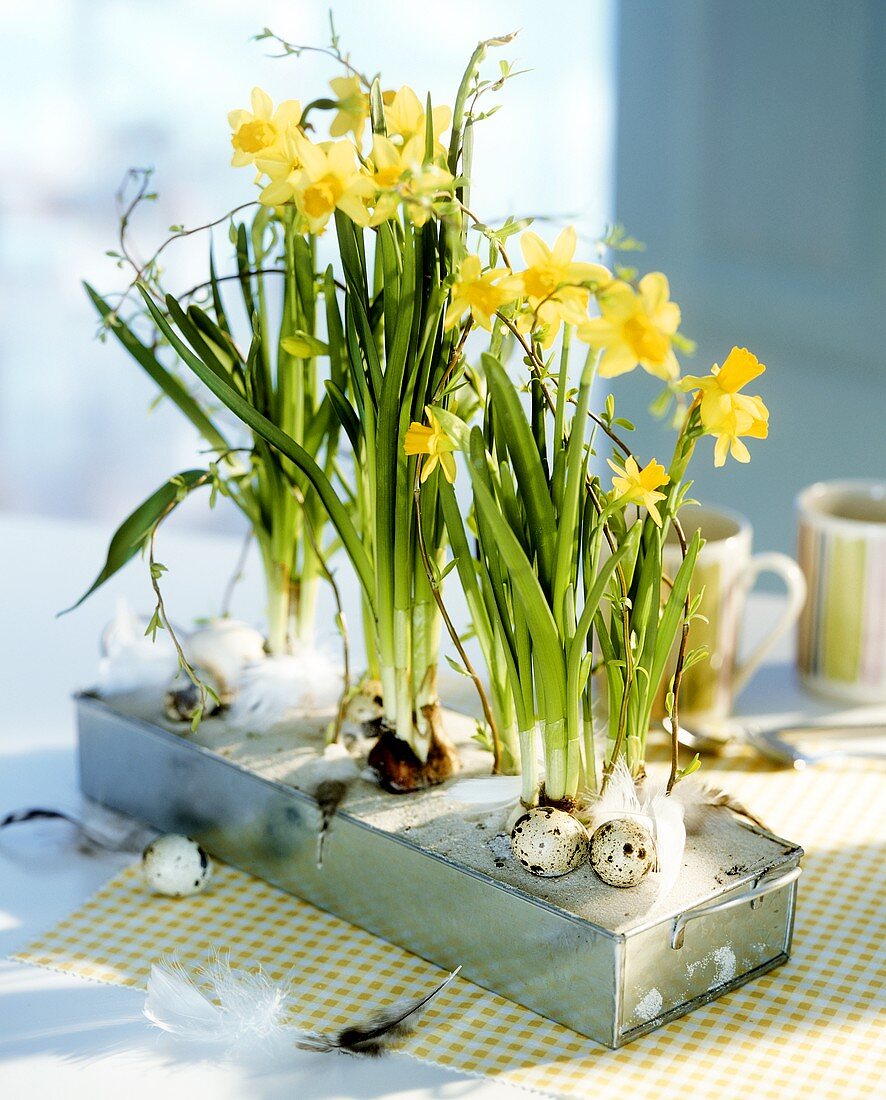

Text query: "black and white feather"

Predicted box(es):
[143, 956, 462, 1059]
[0, 805, 152, 853]
[314, 778, 349, 869]
[296, 966, 462, 1057]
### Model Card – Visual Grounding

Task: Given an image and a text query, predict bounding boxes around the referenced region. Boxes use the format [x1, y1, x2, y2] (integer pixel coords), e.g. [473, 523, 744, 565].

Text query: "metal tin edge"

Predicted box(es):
[74, 692, 623, 939]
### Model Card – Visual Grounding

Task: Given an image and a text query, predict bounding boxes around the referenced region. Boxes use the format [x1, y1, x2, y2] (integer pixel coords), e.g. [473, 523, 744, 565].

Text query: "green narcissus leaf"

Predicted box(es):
[428, 405, 471, 450]
[281, 332, 329, 358]
[61, 469, 210, 614]
[445, 654, 471, 678]
[140, 288, 375, 609]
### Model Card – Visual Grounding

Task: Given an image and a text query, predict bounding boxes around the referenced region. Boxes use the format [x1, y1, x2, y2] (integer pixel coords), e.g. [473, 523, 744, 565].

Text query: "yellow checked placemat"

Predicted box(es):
[12, 762, 886, 1100]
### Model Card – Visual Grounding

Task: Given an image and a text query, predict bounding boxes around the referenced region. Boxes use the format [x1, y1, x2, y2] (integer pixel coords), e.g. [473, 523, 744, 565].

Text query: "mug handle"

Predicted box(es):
[732, 553, 807, 695]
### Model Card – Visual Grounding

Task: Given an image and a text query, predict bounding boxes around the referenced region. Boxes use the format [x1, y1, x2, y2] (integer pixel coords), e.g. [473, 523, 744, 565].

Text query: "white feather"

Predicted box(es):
[587, 758, 645, 828]
[229, 649, 343, 732]
[314, 742, 361, 784]
[442, 725, 546, 817]
[668, 775, 713, 832]
[144, 962, 224, 1040]
[443, 777, 524, 815]
[144, 958, 294, 1050]
[646, 786, 687, 904]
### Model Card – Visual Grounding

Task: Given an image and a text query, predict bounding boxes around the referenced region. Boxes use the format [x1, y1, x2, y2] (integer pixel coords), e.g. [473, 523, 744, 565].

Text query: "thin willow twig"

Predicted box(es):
[146, 475, 216, 723]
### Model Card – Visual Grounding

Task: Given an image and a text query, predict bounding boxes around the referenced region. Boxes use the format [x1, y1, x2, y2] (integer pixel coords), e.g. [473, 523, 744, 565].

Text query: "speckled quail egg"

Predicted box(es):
[141, 834, 214, 897]
[589, 817, 656, 887]
[510, 807, 589, 878]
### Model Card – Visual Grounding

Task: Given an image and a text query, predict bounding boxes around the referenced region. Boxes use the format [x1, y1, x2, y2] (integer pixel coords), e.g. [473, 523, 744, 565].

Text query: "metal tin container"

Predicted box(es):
[76, 693, 802, 1048]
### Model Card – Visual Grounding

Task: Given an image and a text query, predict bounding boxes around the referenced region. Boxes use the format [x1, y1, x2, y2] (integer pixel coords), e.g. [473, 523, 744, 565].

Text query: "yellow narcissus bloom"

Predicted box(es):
[328, 76, 395, 144]
[404, 409, 457, 483]
[608, 456, 669, 527]
[516, 227, 612, 347]
[229, 88, 302, 167]
[681, 347, 770, 467]
[444, 255, 521, 332]
[255, 128, 303, 192]
[260, 135, 374, 232]
[365, 135, 454, 227]
[385, 86, 451, 153]
[578, 273, 681, 380]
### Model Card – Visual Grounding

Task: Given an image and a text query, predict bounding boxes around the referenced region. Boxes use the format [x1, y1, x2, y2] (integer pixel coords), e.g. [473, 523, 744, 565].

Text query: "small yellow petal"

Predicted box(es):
[716, 346, 766, 393]
[638, 271, 670, 313]
[520, 230, 551, 269]
[551, 226, 577, 266]
[404, 423, 434, 455]
[597, 344, 639, 378]
[251, 87, 273, 118]
[440, 452, 457, 483]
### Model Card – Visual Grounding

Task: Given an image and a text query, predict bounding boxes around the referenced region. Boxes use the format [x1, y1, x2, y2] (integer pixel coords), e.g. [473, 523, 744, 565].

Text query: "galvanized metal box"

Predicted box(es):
[75, 693, 802, 1048]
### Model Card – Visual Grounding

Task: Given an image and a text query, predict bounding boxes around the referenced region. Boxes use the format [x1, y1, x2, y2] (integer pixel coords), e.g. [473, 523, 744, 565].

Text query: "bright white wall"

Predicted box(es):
[0, 0, 616, 528]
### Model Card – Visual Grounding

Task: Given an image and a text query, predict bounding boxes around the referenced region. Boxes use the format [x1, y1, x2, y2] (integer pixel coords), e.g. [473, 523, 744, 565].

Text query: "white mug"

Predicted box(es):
[797, 479, 886, 703]
[658, 505, 807, 725]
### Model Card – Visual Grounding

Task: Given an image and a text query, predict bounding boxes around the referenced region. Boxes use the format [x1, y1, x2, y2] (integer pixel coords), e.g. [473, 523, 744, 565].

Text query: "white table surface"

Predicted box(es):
[0, 511, 798, 1099]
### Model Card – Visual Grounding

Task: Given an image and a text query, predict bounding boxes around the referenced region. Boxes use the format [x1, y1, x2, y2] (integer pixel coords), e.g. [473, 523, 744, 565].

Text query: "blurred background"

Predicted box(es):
[1, 0, 884, 557]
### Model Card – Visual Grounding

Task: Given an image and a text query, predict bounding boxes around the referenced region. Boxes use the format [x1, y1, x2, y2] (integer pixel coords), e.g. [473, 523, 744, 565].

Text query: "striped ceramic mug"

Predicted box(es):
[797, 480, 886, 702]
[658, 505, 807, 725]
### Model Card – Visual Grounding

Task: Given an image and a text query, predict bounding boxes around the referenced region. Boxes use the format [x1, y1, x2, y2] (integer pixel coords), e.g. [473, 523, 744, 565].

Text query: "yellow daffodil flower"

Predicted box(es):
[516, 227, 611, 347]
[443, 255, 521, 332]
[365, 135, 454, 227]
[328, 76, 395, 144]
[255, 128, 303, 192]
[229, 88, 302, 167]
[404, 409, 457, 483]
[385, 86, 451, 154]
[681, 347, 770, 467]
[608, 456, 669, 527]
[578, 273, 681, 380]
[259, 135, 374, 232]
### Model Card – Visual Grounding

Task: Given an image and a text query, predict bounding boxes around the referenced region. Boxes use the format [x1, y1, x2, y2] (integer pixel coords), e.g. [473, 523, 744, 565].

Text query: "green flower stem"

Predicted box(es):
[294, 567, 321, 645]
[518, 726, 539, 805]
[262, 553, 291, 656]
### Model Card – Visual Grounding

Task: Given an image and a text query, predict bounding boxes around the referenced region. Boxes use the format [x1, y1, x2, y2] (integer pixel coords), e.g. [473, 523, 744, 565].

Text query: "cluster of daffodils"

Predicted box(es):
[427, 226, 770, 526]
[96, 31, 776, 806]
[230, 80, 770, 536]
[681, 346, 769, 467]
[229, 84, 455, 233]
